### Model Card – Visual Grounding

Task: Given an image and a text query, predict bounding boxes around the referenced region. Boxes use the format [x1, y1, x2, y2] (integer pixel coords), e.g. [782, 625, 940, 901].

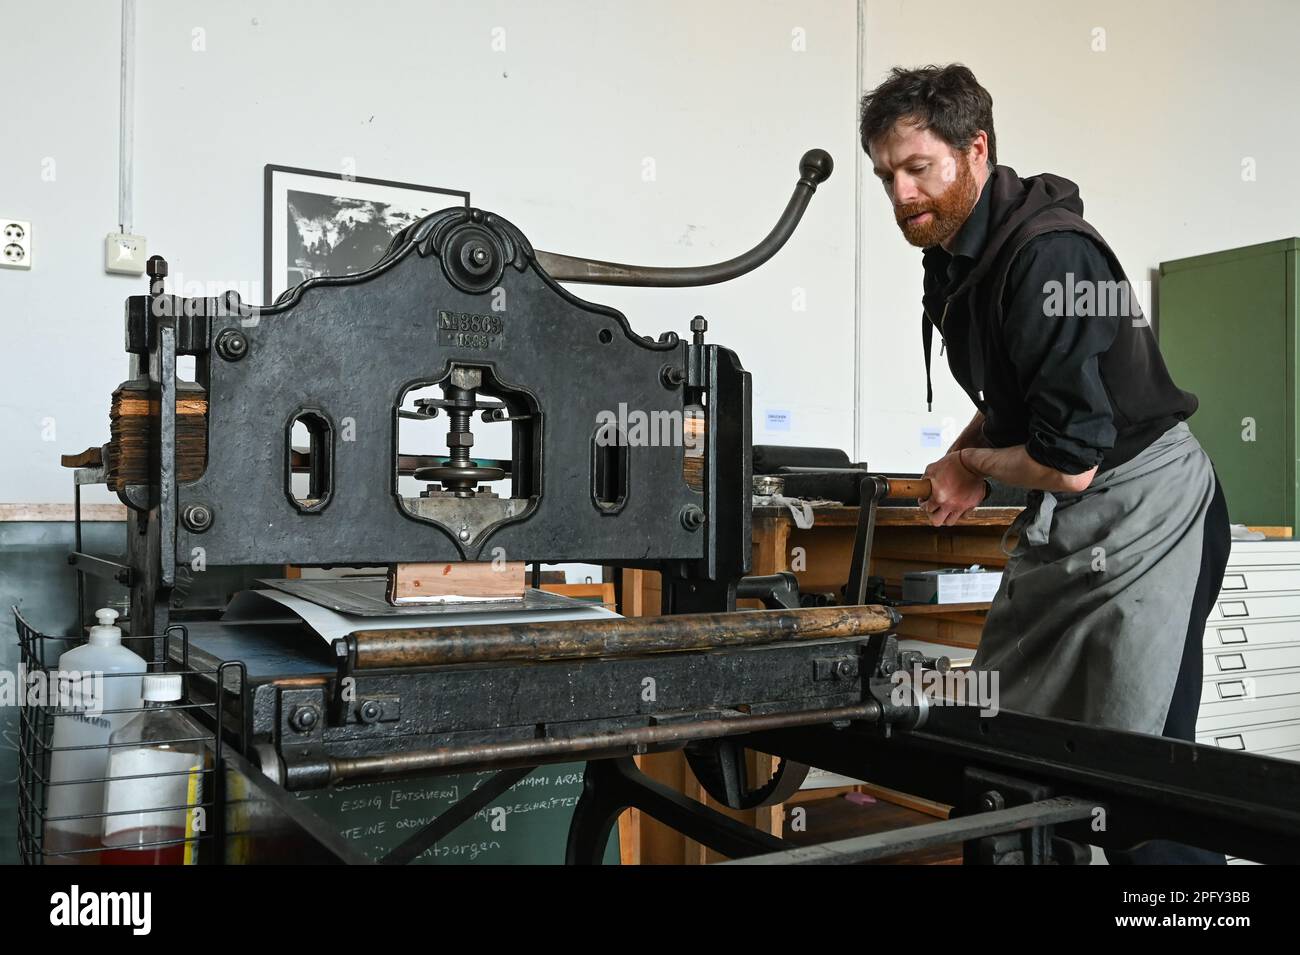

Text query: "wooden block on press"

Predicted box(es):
[387, 561, 526, 604]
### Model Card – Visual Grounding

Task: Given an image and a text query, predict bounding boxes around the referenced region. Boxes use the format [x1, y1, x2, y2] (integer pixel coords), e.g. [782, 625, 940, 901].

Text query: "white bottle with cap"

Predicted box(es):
[45, 608, 146, 864]
[102, 673, 206, 865]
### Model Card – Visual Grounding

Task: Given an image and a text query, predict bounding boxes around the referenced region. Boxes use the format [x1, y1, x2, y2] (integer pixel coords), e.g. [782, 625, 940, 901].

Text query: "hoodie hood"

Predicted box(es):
[922, 166, 1092, 411]
[951, 167, 1086, 298]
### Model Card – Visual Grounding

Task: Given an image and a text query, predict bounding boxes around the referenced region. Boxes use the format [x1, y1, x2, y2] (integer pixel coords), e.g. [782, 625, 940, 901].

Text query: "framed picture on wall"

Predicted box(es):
[263, 165, 470, 300]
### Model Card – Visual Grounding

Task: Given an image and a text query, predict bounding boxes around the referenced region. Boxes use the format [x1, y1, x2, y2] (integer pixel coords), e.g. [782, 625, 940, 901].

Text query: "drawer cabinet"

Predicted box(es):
[1197, 719, 1300, 757]
[1197, 697, 1300, 733]
[1204, 618, 1300, 650]
[1196, 542, 1300, 779]
[1201, 666, 1300, 707]
[1208, 592, 1300, 623]
[1203, 642, 1300, 675]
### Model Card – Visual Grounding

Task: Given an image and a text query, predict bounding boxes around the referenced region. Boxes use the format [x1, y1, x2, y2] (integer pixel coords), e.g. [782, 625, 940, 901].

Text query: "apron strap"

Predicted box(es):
[1000, 489, 1057, 556]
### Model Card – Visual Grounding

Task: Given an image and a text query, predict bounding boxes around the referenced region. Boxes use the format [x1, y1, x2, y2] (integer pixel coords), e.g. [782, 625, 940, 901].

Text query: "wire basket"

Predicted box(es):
[15, 608, 245, 865]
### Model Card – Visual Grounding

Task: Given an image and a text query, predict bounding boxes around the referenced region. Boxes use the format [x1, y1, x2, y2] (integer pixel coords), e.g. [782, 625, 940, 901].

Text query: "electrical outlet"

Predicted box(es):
[2, 219, 32, 269]
[105, 232, 147, 274]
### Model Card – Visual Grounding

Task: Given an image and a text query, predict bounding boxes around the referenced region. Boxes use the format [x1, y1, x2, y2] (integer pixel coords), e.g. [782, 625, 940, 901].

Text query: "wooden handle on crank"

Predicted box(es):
[884, 477, 932, 500]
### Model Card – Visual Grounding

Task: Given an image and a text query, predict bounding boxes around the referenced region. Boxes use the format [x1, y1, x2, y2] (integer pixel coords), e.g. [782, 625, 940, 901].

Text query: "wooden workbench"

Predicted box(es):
[753, 503, 1022, 648]
[618, 503, 1023, 863]
[625, 504, 1023, 647]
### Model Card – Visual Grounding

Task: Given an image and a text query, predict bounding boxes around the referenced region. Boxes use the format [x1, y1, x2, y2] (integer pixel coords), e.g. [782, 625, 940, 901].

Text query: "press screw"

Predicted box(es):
[661, 365, 686, 388]
[290, 705, 319, 733]
[680, 505, 705, 531]
[216, 328, 249, 361]
[147, 255, 168, 295]
[691, 315, 707, 344]
[359, 700, 382, 724]
[181, 503, 213, 532]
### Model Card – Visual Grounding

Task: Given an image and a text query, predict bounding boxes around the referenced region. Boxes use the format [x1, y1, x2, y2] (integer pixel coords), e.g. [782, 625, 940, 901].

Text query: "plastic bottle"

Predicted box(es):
[101, 673, 206, 865]
[44, 608, 146, 864]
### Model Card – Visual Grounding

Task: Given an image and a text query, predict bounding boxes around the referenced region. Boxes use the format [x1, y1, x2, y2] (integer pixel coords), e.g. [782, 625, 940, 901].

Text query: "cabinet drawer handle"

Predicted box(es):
[1215, 734, 1246, 750]
[1217, 627, 1248, 645]
[1219, 602, 1249, 618]
[1221, 574, 1247, 591]
[1216, 681, 1247, 699]
[1216, 653, 1246, 671]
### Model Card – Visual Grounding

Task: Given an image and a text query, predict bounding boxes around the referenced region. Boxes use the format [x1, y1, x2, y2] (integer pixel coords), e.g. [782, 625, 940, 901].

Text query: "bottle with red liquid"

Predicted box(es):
[101, 674, 205, 865]
[44, 608, 146, 865]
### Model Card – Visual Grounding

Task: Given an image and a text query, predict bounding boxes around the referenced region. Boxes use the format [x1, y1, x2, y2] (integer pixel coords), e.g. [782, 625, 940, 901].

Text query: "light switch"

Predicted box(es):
[105, 232, 148, 274]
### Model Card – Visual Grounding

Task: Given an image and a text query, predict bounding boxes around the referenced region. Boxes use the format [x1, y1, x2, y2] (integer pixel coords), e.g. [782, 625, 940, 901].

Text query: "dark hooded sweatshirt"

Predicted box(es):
[921, 165, 1197, 474]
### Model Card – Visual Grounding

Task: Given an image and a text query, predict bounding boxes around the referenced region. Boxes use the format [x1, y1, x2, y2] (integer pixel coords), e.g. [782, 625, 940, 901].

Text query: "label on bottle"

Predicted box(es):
[103, 748, 204, 863]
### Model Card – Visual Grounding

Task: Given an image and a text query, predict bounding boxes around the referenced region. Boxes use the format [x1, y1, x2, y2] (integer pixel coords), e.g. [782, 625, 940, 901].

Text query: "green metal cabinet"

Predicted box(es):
[1159, 238, 1300, 528]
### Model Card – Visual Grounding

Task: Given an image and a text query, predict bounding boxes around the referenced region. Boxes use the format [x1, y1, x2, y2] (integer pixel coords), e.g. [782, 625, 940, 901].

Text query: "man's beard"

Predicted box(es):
[895, 158, 979, 248]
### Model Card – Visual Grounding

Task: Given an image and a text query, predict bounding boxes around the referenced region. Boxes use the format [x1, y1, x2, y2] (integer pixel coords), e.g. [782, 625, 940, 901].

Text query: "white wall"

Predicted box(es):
[11, 1, 1292, 499]
[0, 0, 861, 504]
[1, 0, 125, 501]
[859, 0, 1300, 472]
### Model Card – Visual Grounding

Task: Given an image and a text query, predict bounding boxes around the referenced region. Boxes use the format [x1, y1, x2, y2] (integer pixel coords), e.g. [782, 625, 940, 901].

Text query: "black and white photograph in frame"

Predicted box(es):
[263, 165, 470, 300]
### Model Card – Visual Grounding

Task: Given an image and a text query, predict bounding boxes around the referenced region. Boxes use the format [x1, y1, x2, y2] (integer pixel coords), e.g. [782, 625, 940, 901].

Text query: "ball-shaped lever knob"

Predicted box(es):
[799, 148, 834, 186]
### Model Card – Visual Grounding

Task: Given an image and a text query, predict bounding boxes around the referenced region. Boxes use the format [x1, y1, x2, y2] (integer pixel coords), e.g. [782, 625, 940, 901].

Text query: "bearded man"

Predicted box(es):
[860, 64, 1229, 865]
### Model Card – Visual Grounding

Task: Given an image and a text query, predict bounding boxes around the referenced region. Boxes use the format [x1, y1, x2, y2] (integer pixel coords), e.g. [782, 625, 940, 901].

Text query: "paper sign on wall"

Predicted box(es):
[764, 409, 792, 432]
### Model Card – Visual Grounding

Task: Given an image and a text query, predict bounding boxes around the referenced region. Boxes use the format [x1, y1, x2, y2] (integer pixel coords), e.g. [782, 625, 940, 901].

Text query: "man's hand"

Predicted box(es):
[920, 451, 988, 526]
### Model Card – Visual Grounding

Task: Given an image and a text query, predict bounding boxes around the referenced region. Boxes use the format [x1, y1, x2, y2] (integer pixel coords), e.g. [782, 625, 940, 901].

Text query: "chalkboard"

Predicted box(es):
[293, 762, 619, 865]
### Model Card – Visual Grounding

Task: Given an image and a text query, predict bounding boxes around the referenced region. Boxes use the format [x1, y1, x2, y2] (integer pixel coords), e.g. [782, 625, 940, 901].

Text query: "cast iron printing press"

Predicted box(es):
[34, 150, 1300, 865]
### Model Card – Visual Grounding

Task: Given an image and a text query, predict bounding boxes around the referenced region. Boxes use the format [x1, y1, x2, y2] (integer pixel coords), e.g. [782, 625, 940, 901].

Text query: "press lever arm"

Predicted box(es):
[534, 148, 833, 287]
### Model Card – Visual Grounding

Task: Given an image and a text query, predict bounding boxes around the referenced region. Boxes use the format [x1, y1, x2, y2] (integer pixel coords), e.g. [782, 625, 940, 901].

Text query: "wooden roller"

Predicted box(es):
[345, 603, 900, 669]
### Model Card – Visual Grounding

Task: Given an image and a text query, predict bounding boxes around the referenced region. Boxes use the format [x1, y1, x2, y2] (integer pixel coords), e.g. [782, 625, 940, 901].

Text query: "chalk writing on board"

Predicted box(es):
[338, 796, 384, 813]
[427, 840, 501, 861]
[390, 785, 460, 807]
[472, 795, 580, 821]
[340, 821, 389, 840]
[505, 773, 566, 788]
[295, 762, 616, 864]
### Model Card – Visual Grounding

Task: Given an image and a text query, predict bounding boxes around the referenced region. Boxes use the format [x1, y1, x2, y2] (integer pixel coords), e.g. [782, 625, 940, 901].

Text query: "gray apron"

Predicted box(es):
[971, 422, 1214, 735]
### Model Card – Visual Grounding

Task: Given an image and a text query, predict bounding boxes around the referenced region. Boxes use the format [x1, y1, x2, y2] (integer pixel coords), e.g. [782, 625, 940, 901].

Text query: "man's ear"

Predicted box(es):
[969, 130, 990, 168]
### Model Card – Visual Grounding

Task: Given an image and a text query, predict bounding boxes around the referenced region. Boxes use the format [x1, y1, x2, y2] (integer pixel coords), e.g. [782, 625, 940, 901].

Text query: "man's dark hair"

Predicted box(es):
[859, 64, 996, 165]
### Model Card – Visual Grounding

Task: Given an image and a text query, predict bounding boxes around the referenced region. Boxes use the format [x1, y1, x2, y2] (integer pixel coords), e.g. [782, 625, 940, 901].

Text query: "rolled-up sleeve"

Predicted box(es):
[1001, 232, 1119, 474]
